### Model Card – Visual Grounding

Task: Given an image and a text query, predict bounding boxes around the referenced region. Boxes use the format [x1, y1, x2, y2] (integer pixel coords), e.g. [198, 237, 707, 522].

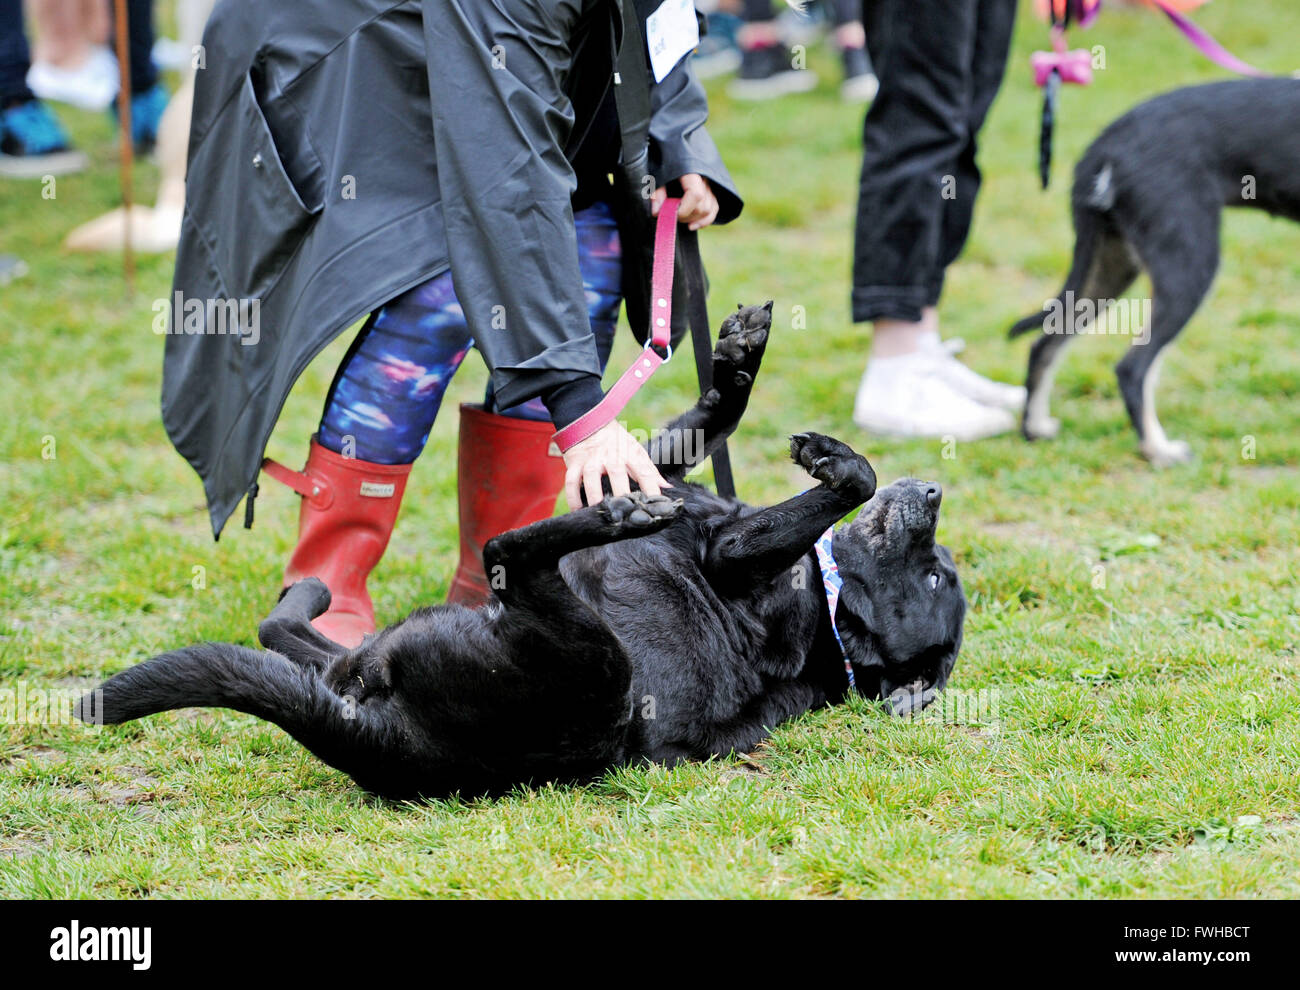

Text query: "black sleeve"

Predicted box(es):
[423, 0, 604, 427]
[647, 51, 743, 225]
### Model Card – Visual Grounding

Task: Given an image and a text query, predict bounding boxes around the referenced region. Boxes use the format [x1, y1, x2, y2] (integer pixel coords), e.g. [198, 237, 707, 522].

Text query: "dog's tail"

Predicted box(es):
[75, 644, 369, 766]
[1009, 167, 1112, 340]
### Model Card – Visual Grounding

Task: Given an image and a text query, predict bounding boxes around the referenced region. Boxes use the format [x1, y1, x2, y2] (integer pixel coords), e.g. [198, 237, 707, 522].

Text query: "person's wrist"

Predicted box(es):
[542, 374, 604, 432]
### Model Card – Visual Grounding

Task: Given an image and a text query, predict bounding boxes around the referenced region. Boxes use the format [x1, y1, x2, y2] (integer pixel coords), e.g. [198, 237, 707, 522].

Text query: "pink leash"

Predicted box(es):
[552, 198, 680, 453]
[1148, 0, 1270, 78]
[1032, 1, 1272, 88]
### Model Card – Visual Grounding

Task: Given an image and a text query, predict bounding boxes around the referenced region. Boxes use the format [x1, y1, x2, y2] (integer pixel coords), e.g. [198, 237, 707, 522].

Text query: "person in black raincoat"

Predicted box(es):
[164, 0, 741, 645]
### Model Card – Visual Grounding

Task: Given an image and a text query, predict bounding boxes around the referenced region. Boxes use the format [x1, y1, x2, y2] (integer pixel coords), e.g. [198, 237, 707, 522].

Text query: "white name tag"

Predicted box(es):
[645, 0, 700, 83]
[359, 481, 396, 498]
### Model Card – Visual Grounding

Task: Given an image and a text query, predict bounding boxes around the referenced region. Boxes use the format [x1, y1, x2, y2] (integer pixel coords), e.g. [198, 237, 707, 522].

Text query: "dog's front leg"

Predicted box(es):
[647, 301, 771, 482]
[703, 433, 876, 591]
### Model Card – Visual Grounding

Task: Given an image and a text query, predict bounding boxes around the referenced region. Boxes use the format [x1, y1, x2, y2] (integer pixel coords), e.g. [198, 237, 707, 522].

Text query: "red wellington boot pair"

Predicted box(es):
[265, 405, 563, 648]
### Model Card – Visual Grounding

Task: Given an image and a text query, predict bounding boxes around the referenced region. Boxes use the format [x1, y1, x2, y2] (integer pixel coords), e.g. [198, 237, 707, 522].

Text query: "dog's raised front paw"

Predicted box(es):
[789, 432, 876, 500]
[713, 301, 771, 387]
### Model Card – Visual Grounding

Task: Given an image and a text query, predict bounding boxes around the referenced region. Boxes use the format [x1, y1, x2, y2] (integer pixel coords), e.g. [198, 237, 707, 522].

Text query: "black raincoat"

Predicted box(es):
[163, 0, 741, 537]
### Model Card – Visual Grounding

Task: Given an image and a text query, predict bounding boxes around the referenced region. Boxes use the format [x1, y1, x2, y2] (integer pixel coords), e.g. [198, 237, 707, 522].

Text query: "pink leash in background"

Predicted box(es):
[1147, 0, 1270, 78]
[1031, 1, 1278, 189]
[552, 197, 680, 453]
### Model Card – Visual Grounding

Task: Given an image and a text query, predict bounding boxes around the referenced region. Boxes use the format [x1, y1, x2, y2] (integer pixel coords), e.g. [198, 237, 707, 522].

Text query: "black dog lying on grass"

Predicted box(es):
[78, 303, 966, 800]
[1012, 79, 1300, 465]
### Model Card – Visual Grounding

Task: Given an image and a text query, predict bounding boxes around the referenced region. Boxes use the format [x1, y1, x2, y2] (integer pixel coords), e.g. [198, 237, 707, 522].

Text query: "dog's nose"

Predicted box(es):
[926, 484, 942, 508]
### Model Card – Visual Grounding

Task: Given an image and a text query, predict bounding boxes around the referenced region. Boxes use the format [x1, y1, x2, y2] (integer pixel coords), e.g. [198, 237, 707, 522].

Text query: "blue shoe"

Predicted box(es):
[127, 82, 169, 153]
[0, 99, 87, 178]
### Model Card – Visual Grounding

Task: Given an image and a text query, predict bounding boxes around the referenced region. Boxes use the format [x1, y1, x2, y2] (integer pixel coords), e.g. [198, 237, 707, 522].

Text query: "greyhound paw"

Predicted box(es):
[1142, 438, 1193, 468]
[713, 301, 772, 384]
[1022, 414, 1060, 441]
[599, 491, 684, 530]
[790, 432, 877, 500]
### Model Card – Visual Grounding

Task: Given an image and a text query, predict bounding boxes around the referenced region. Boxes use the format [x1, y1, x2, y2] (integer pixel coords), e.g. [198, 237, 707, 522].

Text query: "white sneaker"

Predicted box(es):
[853, 353, 1017, 441]
[919, 339, 1027, 412]
[27, 48, 119, 111]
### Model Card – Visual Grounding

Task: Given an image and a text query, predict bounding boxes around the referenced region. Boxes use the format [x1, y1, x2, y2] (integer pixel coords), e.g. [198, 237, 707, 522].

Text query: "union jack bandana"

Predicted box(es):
[812, 527, 855, 691]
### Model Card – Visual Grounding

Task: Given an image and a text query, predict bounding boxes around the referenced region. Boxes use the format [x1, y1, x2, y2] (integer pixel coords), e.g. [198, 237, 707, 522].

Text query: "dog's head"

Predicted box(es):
[830, 479, 966, 716]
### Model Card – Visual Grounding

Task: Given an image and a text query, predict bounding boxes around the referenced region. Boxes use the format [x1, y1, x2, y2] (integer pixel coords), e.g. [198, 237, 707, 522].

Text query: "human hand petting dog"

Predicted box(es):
[562, 420, 669, 510]
[651, 173, 718, 231]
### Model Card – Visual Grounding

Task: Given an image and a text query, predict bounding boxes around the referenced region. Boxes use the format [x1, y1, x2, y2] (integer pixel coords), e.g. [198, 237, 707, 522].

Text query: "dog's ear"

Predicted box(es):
[837, 575, 876, 633]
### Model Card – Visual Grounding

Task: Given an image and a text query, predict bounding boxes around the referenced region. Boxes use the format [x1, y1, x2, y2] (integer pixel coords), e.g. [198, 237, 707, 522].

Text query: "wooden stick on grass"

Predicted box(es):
[114, 0, 135, 294]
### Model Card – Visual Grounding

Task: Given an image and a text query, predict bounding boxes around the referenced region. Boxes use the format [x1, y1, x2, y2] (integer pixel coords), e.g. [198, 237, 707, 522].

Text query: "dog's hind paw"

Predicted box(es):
[1142, 437, 1193, 468]
[599, 491, 684, 530]
[1022, 414, 1060, 441]
[790, 432, 876, 500]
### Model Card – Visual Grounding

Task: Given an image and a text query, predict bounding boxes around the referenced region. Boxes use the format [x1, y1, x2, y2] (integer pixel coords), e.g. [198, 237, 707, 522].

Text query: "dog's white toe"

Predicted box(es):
[1023, 414, 1060, 440]
[1142, 438, 1193, 468]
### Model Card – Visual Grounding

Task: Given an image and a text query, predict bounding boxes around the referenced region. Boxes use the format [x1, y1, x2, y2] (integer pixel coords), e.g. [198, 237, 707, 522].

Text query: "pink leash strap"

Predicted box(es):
[1148, 0, 1271, 79]
[552, 197, 680, 453]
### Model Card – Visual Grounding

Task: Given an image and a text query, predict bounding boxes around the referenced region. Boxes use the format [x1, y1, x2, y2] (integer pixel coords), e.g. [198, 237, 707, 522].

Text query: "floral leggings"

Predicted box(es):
[318, 201, 622, 465]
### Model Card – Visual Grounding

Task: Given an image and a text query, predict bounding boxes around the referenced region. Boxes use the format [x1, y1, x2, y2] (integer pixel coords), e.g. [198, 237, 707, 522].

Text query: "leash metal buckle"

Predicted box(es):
[644, 338, 672, 363]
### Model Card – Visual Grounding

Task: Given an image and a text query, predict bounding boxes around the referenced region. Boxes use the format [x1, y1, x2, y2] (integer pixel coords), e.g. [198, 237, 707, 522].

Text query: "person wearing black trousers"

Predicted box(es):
[731, 0, 878, 102]
[850, 0, 1027, 440]
[0, 0, 166, 178]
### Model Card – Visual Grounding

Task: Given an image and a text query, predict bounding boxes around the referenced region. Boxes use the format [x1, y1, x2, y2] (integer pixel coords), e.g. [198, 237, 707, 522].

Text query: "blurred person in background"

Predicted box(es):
[850, 0, 1025, 439]
[730, 0, 877, 103]
[0, 0, 167, 178]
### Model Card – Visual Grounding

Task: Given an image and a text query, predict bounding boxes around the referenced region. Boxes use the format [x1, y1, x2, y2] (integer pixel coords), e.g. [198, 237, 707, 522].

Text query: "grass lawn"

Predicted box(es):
[2, 0, 1299, 898]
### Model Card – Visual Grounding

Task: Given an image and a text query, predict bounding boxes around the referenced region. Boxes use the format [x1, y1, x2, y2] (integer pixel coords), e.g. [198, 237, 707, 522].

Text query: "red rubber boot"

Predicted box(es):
[446, 403, 565, 606]
[264, 439, 413, 647]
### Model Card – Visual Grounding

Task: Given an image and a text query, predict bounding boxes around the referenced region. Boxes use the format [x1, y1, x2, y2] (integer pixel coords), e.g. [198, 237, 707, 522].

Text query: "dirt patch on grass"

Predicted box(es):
[94, 765, 162, 807]
[980, 520, 1077, 550]
[0, 834, 49, 859]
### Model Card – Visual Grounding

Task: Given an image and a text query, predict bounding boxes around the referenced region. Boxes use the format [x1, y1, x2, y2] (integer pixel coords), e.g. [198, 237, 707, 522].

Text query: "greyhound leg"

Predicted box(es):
[1118, 220, 1219, 466]
[1023, 233, 1140, 440]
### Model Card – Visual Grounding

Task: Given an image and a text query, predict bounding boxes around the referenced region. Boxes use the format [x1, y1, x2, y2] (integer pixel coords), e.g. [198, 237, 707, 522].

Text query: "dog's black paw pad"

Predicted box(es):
[601, 492, 683, 527]
[601, 495, 637, 522]
[714, 302, 772, 373]
[790, 433, 876, 496]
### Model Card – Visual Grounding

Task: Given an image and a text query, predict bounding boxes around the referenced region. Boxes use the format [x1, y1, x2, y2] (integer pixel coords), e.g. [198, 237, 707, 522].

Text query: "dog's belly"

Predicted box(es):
[559, 530, 823, 763]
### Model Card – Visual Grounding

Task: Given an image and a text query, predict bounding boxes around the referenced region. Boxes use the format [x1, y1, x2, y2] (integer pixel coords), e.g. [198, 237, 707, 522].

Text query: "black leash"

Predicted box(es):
[678, 227, 735, 499]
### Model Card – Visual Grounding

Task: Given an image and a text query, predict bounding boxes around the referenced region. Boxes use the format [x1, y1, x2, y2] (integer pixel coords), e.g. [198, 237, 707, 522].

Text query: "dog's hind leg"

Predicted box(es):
[258, 578, 349, 671]
[646, 301, 771, 482]
[1116, 215, 1220, 466]
[468, 493, 685, 771]
[703, 433, 876, 591]
[1022, 231, 1141, 440]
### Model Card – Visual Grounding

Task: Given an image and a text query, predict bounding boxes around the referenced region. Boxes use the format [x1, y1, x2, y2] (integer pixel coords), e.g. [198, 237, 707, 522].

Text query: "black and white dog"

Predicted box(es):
[1011, 79, 1300, 465]
[78, 303, 966, 801]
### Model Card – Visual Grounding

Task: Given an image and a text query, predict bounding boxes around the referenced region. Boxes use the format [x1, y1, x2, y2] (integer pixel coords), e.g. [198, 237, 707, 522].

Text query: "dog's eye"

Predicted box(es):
[928, 573, 940, 591]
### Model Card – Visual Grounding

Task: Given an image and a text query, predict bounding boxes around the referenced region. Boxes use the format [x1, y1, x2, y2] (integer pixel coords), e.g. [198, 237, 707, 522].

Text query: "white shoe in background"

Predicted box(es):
[27, 47, 119, 111]
[853, 352, 1017, 441]
[920, 338, 1027, 412]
